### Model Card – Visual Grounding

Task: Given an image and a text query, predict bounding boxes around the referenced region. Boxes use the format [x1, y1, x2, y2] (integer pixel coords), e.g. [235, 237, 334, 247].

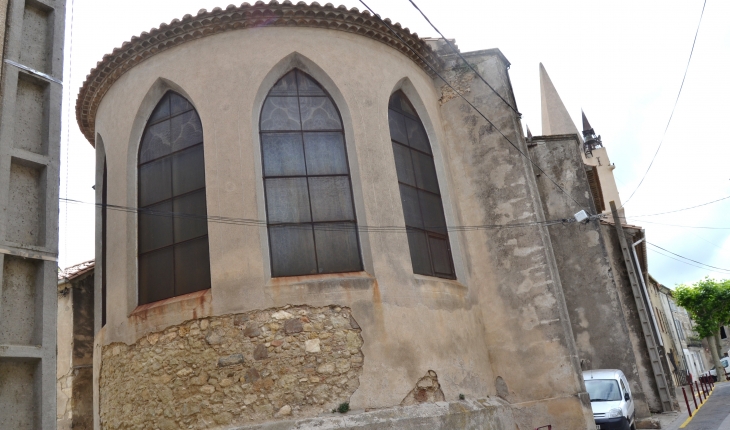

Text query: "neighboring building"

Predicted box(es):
[670, 298, 712, 380]
[75, 2, 606, 429]
[528, 65, 675, 415]
[647, 275, 688, 387]
[0, 0, 67, 428]
[57, 261, 95, 430]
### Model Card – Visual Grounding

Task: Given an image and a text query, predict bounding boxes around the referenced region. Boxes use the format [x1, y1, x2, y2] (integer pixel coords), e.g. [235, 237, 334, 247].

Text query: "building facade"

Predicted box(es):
[77, 2, 601, 429]
[528, 64, 674, 416]
[57, 261, 95, 430]
[0, 0, 66, 428]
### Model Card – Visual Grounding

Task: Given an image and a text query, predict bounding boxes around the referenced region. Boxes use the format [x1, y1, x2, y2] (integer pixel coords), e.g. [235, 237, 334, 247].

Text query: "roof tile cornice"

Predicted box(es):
[76, 0, 444, 145]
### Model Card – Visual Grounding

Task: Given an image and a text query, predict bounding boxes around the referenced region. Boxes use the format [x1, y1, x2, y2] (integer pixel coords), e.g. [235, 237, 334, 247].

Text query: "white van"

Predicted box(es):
[583, 369, 636, 430]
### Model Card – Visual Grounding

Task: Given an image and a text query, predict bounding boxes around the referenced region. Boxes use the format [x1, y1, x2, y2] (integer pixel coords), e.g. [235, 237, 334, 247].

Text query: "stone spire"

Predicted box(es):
[526, 125, 533, 141]
[539, 63, 580, 139]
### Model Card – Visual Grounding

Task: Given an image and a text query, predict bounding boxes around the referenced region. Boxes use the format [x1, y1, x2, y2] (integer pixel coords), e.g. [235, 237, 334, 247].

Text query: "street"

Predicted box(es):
[663, 382, 730, 430]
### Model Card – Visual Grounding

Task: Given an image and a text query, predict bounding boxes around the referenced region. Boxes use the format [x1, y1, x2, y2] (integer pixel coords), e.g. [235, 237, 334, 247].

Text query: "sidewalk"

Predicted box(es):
[651, 383, 728, 430]
[680, 381, 730, 430]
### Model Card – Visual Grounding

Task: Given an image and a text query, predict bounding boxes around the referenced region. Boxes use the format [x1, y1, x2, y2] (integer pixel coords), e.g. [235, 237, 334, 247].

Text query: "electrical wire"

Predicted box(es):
[60, 197, 580, 233]
[648, 247, 730, 275]
[627, 194, 730, 218]
[405, 0, 520, 116]
[357, 0, 588, 214]
[621, 0, 707, 207]
[63, 0, 76, 269]
[621, 218, 730, 230]
[646, 242, 730, 273]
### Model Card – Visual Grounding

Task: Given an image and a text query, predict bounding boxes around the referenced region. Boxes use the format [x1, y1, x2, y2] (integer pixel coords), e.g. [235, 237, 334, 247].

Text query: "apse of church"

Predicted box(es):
[77, 2, 598, 428]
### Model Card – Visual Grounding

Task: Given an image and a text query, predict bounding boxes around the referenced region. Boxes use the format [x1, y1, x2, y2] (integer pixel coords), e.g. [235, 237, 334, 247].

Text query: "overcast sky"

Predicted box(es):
[59, 0, 730, 286]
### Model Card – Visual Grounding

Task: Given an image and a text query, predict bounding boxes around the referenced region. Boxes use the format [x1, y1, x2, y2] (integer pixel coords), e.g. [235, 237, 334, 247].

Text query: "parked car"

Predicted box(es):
[583, 369, 636, 430]
[705, 356, 730, 381]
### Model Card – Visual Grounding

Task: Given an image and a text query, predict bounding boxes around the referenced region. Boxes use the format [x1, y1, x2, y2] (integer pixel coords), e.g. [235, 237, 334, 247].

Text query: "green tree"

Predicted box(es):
[674, 277, 730, 382]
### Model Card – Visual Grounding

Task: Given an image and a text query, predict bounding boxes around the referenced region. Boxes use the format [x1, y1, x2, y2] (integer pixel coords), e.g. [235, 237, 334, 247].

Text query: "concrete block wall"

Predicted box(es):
[0, 0, 66, 428]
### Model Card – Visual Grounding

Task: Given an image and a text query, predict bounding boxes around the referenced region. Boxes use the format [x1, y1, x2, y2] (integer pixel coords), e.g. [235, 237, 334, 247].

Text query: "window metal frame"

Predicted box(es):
[137, 91, 211, 304]
[389, 91, 455, 280]
[259, 69, 363, 277]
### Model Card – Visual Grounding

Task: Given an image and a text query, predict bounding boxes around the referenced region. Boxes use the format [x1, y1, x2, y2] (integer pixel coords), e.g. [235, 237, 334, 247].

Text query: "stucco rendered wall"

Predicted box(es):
[434, 51, 594, 429]
[600, 223, 663, 412]
[58, 272, 96, 429]
[92, 24, 592, 429]
[528, 134, 654, 418]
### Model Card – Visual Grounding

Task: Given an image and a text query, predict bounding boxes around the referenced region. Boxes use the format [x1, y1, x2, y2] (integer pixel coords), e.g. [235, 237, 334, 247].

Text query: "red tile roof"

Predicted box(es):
[76, 0, 443, 145]
[58, 260, 95, 282]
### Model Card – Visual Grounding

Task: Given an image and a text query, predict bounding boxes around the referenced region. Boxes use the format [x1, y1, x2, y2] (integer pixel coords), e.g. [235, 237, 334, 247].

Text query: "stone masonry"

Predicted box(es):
[100, 305, 364, 429]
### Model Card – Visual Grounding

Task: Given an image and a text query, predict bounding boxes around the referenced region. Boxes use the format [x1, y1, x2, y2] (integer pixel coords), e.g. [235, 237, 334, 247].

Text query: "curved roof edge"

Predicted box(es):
[76, 0, 444, 145]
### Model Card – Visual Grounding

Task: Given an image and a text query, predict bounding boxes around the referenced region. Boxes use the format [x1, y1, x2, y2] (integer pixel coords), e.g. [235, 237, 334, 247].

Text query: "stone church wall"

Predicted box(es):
[100, 305, 364, 429]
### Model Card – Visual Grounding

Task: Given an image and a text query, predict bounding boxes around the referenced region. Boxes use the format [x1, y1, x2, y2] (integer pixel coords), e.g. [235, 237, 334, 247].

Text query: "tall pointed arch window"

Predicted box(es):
[388, 91, 454, 279]
[138, 91, 211, 305]
[260, 69, 362, 277]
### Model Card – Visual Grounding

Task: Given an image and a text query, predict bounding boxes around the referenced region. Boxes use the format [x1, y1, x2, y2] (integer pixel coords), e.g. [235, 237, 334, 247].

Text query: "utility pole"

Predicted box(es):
[610, 201, 673, 412]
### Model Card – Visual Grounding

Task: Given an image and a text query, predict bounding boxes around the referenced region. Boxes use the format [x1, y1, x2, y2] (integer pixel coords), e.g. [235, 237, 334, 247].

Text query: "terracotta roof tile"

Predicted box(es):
[76, 0, 443, 145]
[58, 260, 95, 282]
[600, 219, 644, 231]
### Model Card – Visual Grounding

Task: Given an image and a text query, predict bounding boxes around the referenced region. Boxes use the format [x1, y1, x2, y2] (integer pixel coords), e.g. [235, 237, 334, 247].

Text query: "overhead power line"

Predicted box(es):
[622, 218, 730, 230]
[357, 0, 589, 214]
[646, 242, 730, 274]
[622, 0, 707, 207]
[406, 0, 520, 116]
[60, 197, 582, 232]
[629, 194, 730, 218]
[648, 247, 730, 275]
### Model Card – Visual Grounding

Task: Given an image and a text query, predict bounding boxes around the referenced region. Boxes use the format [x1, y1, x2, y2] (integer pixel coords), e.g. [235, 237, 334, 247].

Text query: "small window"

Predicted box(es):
[137, 92, 211, 305]
[388, 91, 454, 279]
[259, 69, 362, 277]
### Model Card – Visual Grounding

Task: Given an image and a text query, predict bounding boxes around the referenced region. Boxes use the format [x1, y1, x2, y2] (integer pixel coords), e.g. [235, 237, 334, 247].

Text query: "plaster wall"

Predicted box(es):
[434, 51, 593, 428]
[58, 273, 96, 429]
[528, 134, 653, 417]
[582, 147, 623, 216]
[94, 25, 592, 428]
[646, 279, 679, 391]
[600, 224, 663, 412]
[57, 279, 74, 430]
[658, 290, 687, 378]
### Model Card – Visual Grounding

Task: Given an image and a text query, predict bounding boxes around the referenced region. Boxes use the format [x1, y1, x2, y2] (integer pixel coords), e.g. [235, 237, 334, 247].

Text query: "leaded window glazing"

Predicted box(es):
[138, 91, 211, 305]
[260, 69, 362, 277]
[388, 91, 455, 279]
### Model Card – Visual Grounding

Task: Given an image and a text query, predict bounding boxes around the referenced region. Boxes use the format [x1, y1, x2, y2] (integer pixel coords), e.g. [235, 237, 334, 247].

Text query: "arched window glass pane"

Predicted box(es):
[138, 91, 211, 305]
[389, 91, 455, 279]
[260, 69, 362, 277]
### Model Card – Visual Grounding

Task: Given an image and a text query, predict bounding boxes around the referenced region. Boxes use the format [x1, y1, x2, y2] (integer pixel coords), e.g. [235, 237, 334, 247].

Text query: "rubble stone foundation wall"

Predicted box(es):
[100, 305, 363, 429]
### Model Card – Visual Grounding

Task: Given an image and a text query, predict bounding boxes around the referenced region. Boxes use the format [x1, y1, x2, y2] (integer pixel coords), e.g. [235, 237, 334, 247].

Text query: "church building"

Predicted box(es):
[75, 2, 614, 428]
